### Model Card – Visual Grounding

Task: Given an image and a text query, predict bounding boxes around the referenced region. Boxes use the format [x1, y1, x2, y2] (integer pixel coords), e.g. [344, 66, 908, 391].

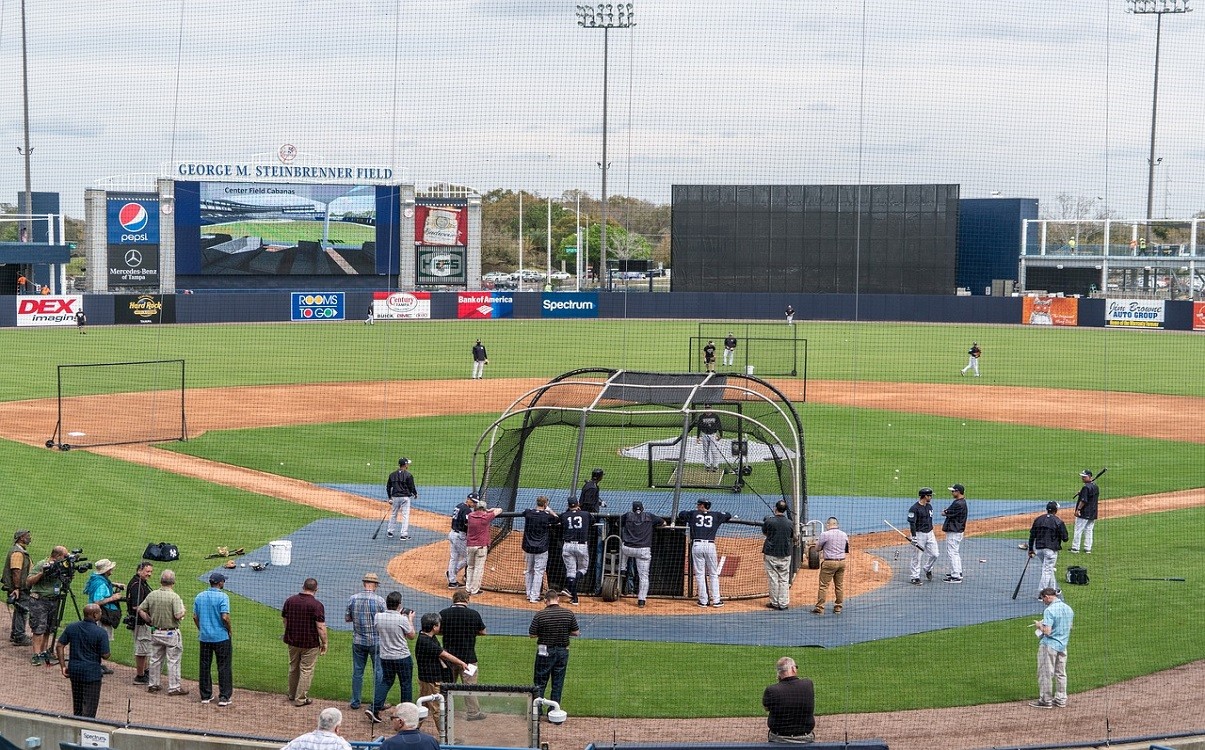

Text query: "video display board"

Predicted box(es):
[173, 181, 401, 276]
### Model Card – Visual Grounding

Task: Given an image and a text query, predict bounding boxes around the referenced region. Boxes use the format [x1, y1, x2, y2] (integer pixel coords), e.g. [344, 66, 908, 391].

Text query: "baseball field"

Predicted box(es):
[1, 318, 1203, 746]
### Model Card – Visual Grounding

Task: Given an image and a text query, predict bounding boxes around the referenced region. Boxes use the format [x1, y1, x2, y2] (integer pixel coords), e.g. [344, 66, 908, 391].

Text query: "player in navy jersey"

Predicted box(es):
[559, 499, 593, 605]
[676, 499, 734, 607]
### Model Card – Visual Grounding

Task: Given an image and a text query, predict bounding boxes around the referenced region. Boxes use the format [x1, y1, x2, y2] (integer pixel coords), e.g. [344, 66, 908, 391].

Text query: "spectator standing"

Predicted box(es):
[439, 589, 487, 720]
[471, 340, 488, 379]
[447, 492, 477, 588]
[381, 703, 440, 750]
[529, 589, 580, 708]
[367, 591, 416, 723]
[1028, 502, 1069, 596]
[282, 577, 327, 707]
[193, 571, 233, 706]
[3, 529, 33, 646]
[346, 572, 386, 711]
[1030, 587, 1074, 709]
[812, 517, 848, 615]
[762, 501, 794, 610]
[385, 458, 418, 540]
[281, 707, 353, 750]
[138, 569, 188, 696]
[559, 498, 592, 605]
[464, 503, 502, 595]
[1071, 469, 1099, 554]
[125, 561, 154, 684]
[619, 501, 666, 608]
[942, 484, 969, 583]
[415, 612, 467, 730]
[55, 603, 110, 718]
[762, 656, 815, 743]
[521, 496, 559, 603]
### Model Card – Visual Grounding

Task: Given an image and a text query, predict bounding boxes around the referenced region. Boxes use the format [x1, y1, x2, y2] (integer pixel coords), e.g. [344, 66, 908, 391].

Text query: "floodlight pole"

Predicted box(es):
[576, 3, 635, 292]
[19, 0, 35, 242]
[1128, 0, 1193, 235]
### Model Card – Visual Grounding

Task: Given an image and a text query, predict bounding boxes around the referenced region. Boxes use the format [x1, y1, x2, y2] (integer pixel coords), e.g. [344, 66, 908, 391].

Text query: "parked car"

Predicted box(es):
[548, 270, 572, 280]
[510, 269, 546, 282]
[483, 271, 510, 283]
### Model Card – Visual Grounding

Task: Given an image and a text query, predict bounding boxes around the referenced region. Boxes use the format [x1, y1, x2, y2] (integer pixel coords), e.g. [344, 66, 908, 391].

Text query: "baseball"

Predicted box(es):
[887, 423, 892, 427]
[279, 462, 284, 466]
[894, 469, 900, 473]
[979, 558, 987, 563]
[240, 563, 246, 568]
[962, 422, 966, 426]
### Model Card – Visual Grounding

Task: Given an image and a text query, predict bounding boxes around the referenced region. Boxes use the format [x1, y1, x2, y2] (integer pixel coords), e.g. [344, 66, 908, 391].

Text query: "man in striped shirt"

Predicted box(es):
[528, 589, 580, 708]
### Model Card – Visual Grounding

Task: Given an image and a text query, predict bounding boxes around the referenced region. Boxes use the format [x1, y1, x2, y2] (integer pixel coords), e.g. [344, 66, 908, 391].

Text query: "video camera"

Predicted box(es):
[43, 548, 92, 585]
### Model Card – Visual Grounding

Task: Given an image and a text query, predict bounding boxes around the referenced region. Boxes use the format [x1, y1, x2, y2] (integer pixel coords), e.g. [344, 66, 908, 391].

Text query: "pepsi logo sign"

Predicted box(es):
[118, 203, 148, 233]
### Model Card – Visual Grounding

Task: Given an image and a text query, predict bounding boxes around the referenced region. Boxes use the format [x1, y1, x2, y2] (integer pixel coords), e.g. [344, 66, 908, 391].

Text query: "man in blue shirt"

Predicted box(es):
[55, 603, 110, 718]
[1031, 587, 1074, 709]
[193, 571, 233, 706]
[346, 572, 386, 710]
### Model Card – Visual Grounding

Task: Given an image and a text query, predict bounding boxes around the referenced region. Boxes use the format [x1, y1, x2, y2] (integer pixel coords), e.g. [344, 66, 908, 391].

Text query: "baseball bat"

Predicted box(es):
[1011, 554, 1033, 600]
[1072, 467, 1107, 499]
[882, 520, 923, 549]
[1131, 577, 1185, 582]
[371, 504, 390, 540]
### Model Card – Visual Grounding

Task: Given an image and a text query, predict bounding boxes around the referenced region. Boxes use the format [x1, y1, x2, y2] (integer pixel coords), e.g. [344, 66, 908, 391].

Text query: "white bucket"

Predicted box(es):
[746, 365, 755, 375]
[269, 540, 292, 567]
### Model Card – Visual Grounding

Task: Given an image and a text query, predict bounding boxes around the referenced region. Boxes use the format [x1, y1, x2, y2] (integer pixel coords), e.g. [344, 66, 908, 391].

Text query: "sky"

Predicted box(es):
[0, 0, 1202, 220]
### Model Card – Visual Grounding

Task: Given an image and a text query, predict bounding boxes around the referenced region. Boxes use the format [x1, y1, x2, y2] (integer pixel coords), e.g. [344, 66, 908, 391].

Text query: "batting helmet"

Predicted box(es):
[591, 467, 605, 479]
[398, 457, 410, 467]
[918, 487, 933, 497]
[1046, 501, 1059, 513]
[1080, 469, 1093, 478]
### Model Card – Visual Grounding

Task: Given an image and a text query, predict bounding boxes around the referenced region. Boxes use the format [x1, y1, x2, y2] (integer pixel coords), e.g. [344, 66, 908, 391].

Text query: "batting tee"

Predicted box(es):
[469, 369, 806, 601]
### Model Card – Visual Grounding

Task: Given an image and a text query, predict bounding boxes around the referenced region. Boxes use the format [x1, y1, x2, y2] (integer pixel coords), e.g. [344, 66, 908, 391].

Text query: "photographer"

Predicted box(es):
[3, 529, 34, 646]
[27, 545, 69, 666]
[84, 559, 124, 675]
[125, 561, 154, 684]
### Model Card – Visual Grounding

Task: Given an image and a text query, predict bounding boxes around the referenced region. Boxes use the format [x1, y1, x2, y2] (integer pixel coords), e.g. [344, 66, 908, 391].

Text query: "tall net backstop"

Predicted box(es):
[469, 369, 806, 601]
[46, 359, 188, 450]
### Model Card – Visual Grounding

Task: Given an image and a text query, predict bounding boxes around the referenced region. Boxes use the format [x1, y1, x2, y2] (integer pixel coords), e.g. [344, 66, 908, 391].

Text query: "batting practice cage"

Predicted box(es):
[45, 359, 188, 450]
[470, 369, 806, 601]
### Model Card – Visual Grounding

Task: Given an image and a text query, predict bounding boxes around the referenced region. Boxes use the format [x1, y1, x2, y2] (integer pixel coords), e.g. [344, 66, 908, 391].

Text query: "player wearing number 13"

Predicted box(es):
[676, 499, 734, 607]
[559, 499, 592, 605]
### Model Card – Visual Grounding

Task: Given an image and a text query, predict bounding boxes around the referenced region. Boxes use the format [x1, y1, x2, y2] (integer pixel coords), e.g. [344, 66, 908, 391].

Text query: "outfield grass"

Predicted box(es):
[2, 319, 1202, 718]
[207, 219, 375, 246]
[2, 319, 1204, 402]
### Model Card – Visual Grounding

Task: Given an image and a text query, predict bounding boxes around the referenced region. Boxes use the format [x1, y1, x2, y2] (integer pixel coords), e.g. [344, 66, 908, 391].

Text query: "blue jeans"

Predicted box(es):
[373, 656, 413, 713]
[350, 642, 382, 708]
[533, 646, 570, 705]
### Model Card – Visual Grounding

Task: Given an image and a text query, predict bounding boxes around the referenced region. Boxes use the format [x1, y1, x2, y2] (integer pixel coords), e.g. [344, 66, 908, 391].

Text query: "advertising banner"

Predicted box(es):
[457, 291, 514, 319]
[1104, 298, 1165, 328]
[416, 247, 466, 286]
[1194, 302, 1205, 332]
[1021, 296, 1078, 326]
[373, 291, 431, 320]
[541, 292, 599, 318]
[106, 196, 160, 245]
[414, 203, 467, 246]
[16, 295, 82, 327]
[291, 292, 345, 321]
[106, 245, 161, 287]
[114, 294, 176, 325]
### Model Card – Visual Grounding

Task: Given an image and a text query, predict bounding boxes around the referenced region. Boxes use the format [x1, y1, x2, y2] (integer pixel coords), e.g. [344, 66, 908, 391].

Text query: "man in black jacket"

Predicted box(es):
[942, 484, 968, 583]
[1028, 502, 1069, 597]
[619, 502, 665, 608]
[1071, 469, 1099, 554]
[385, 458, 417, 540]
[763, 656, 815, 743]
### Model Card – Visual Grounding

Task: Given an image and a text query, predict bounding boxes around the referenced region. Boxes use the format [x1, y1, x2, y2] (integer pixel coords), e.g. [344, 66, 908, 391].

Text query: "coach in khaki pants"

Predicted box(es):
[813, 517, 849, 615]
[282, 578, 327, 706]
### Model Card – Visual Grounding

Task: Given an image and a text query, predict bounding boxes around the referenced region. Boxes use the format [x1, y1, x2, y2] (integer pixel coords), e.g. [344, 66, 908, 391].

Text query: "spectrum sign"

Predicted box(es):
[291, 292, 345, 321]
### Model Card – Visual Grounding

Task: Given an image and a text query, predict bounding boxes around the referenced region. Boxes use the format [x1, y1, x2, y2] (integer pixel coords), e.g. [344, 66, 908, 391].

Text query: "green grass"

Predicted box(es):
[3, 318, 1203, 719]
[207, 219, 374, 245]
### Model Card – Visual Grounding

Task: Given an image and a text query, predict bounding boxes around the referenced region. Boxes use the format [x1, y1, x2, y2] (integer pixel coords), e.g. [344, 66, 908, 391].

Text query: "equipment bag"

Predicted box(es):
[143, 542, 180, 562]
[1066, 565, 1089, 585]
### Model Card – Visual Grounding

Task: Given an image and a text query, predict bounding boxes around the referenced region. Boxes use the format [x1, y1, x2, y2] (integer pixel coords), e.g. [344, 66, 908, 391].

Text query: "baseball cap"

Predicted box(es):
[363, 572, 381, 584]
[918, 487, 933, 497]
[1080, 469, 1093, 478]
[948, 484, 965, 493]
[591, 467, 605, 478]
[398, 457, 411, 466]
[208, 572, 227, 584]
[696, 498, 712, 510]
[1046, 501, 1059, 512]
[94, 559, 116, 574]
[13, 529, 30, 541]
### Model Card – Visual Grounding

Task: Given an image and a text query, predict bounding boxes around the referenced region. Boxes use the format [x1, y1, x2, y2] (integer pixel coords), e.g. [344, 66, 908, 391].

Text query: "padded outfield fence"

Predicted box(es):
[46, 359, 187, 450]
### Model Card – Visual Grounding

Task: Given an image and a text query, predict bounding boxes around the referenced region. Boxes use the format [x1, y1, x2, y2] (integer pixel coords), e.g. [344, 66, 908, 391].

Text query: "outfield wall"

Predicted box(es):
[2, 292, 1202, 330]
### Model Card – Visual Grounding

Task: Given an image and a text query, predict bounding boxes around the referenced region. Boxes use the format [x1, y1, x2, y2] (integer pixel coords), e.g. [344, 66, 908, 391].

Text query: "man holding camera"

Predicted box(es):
[3, 529, 34, 647]
[125, 561, 154, 684]
[27, 545, 69, 666]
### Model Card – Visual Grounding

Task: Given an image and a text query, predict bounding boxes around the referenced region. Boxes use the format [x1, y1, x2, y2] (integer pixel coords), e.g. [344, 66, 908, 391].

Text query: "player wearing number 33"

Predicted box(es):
[676, 499, 734, 607]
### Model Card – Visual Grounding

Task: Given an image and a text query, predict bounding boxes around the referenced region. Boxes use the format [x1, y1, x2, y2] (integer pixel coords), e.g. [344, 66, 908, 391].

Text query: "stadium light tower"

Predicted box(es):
[576, 3, 635, 290]
[1127, 0, 1192, 230]
[19, 0, 34, 242]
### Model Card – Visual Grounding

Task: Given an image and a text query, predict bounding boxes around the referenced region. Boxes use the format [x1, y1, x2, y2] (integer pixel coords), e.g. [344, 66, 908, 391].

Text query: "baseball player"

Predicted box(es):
[695, 406, 723, 472]
[1028, 502, 1068, 595]
[446, 492, 477, 588]
[75, 309, 87, 334]
[676, 499, 734, 607]
[1071, 469, 1099, 554]
[703, 340, 717, 373]
[723, 333, 737, 367]
[560, 498, 592, 605]
[960, 342, 981, 377]
[471, 340, 488, 380]
[619, 501, 666, 608]
[521, 496, 559, 603]
[365, 302, 375, 325]
[941, 484, 968, 583]
[578, 468, 605, 514]
[784, 304, 795, 326]
[906, 487, 940, 585]
[385, 458, 417, 540]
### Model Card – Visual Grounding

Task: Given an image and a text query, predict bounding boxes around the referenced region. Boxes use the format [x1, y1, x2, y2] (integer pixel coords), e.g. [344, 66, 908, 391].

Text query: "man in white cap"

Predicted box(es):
[83, 557, 123, 674]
